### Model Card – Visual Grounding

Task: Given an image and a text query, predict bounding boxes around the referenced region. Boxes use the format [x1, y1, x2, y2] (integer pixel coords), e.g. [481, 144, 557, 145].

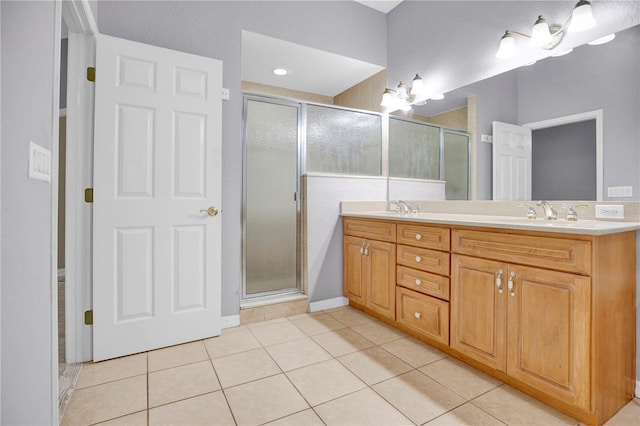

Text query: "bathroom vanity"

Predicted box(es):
[341, 209, 638, 426]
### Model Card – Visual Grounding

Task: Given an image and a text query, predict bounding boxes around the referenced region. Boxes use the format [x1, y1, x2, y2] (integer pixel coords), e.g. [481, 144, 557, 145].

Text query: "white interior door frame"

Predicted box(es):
[51, 2, 62, 423]
[61, 0, 98, 367]
[523, 109, 603, 201]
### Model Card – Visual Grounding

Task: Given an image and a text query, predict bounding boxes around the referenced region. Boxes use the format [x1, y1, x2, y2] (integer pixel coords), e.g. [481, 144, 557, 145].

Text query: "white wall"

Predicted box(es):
[388, 178, 445, 201]
[305, 175, 387, 304]
[1, 1, 58, 423]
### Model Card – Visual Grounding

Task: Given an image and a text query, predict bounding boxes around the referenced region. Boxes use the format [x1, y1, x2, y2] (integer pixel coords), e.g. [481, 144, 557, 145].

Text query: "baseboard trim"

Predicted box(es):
[309, 297, 349, 312]
[636, 380, 640, 398]
[221, 315, 240, 329]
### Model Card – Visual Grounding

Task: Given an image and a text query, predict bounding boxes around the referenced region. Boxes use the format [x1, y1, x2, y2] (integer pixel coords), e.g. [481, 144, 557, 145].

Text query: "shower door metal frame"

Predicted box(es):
[388, 115, 472, 200]
[441, 128, 472, 200]
[241, 95, 304, 301]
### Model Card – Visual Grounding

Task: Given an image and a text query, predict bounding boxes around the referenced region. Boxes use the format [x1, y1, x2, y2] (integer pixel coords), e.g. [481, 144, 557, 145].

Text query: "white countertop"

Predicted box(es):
[341, 211, 640, 236]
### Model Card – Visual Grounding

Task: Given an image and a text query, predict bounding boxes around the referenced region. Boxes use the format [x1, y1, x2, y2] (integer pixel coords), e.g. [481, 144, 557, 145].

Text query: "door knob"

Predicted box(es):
[200, 207, 219, 217]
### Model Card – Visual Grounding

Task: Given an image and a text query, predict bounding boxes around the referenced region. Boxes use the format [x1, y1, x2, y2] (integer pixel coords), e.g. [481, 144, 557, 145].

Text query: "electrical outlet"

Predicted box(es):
[595, 204, 624, 219]
[221, 88, 230, 101]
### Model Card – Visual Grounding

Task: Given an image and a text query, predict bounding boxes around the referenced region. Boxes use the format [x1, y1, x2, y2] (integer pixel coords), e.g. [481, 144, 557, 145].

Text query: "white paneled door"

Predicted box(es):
[93, 35, 222, 361]
[492, 121, 532, 201]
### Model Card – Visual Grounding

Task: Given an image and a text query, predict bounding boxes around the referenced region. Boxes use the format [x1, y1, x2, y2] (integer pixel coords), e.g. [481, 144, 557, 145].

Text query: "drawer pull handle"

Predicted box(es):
[360, 243, 365, 255]
[364, 243, 370, 257]
[415, 234, 422, 240]
[496, 269, 504, 294]
[414, 312, 421, 319]
[508, 271, 516, 296]
[415, 279, 422, 286]
[415, 256, 422, 262]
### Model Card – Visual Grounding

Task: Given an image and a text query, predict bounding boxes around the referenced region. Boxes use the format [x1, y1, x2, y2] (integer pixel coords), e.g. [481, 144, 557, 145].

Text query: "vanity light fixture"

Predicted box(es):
[495, 0, 597, 59]
[380, 74, 444, 112]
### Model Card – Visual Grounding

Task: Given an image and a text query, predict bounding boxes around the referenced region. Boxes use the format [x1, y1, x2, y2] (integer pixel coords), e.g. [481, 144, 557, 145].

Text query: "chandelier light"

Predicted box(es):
[495, 0, 598, 59]
[380, 74, 444, 112]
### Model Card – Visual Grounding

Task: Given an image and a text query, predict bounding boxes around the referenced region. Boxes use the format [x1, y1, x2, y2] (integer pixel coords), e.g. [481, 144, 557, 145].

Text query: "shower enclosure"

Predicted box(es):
[243, 97, 301, 300]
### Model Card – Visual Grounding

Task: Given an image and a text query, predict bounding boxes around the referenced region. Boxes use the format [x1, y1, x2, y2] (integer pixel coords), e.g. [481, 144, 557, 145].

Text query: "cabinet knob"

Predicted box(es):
[415, 256, 422, 262]
[414, 312, 421, 319]
[415, 233, 422, 240]
[415, 279, 421, 286]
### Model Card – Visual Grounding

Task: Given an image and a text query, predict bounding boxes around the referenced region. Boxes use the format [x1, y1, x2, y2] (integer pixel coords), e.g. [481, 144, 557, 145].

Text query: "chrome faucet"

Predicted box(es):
[536, 200, 557, 220]
[396, 200, 411, 214]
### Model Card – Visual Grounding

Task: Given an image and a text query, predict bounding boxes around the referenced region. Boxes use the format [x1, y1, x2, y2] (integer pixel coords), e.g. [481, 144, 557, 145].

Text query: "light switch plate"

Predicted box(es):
[28, 141, 51, 182]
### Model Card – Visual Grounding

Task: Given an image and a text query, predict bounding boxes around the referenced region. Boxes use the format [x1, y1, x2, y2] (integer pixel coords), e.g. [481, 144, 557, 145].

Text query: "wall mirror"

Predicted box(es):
[409, 24, 639, 202]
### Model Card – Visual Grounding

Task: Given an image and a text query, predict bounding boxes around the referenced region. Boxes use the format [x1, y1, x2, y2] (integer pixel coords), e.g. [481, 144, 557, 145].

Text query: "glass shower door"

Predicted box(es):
[243, 98, 300, 299]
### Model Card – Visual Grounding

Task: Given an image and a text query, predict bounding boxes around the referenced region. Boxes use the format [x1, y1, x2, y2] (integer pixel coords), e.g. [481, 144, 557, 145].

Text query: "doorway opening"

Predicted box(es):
[524, 109, 603, 201]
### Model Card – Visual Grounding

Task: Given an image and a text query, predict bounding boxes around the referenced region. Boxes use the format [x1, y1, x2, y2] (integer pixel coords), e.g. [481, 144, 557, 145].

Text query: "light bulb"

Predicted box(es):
[531, 16, 552, 47]
[496, 31, 516, 59]
[410, 74, 424, 96]
[397, 82, 409, 100]
[568, 0, 596, 32]
[380, 89, 394, 107]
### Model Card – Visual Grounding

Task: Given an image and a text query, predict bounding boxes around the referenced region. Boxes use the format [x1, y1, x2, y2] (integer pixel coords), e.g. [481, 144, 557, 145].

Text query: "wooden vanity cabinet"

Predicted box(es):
[451, 228, 636, 424]
[343, 219, 396, 320]
[342, 217, 636, 425]
[451, 254, 590, 410]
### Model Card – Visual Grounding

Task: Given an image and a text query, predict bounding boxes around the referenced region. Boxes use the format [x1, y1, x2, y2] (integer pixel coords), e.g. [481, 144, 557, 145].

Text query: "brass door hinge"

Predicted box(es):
[84, 310, 93, 325]
[87, 67, 96, 82]
[84, 188, 93, 203]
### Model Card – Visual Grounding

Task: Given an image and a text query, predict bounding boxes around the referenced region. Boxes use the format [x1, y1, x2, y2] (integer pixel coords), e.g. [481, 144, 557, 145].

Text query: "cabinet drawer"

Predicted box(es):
[397, 224, 450, 251]
[397, 266, 450, 301]
[397, 245, 450, 276]
[343, 218, 396, 243]
[452, 229, 591, 275]
[396, 287, 449, 346]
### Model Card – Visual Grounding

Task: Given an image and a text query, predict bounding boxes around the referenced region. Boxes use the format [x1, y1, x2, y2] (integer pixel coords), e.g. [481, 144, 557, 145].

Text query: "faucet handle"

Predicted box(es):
[566, 204, 588, 221]
[517, 203, 537, 219]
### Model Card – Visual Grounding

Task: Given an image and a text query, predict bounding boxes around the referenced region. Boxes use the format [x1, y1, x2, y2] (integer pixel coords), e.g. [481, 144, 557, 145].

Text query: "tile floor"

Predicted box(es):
[62, 306, 640, 425]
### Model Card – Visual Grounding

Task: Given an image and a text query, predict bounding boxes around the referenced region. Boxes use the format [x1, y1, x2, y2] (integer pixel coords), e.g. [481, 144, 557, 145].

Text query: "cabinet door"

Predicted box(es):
[343, 235, 366, 305]
[507, 265, 590, 410]
[366, 240, 396, 320]
[451, 255, 508, 372]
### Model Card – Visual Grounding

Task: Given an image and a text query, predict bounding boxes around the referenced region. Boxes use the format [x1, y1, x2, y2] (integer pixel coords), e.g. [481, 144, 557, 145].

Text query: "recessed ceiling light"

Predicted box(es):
[272, 68, 290, 76]
[429, 93, 445, 100]
[588, 33, 615, 45]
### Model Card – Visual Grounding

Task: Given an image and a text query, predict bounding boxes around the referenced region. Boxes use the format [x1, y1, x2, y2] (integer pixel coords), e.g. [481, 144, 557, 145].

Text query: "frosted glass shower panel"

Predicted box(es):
[389, 118, 441, 180]
[245, 100, 299, 296]
[443, 131, 470, 200]
[306, 105, 382, 175]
